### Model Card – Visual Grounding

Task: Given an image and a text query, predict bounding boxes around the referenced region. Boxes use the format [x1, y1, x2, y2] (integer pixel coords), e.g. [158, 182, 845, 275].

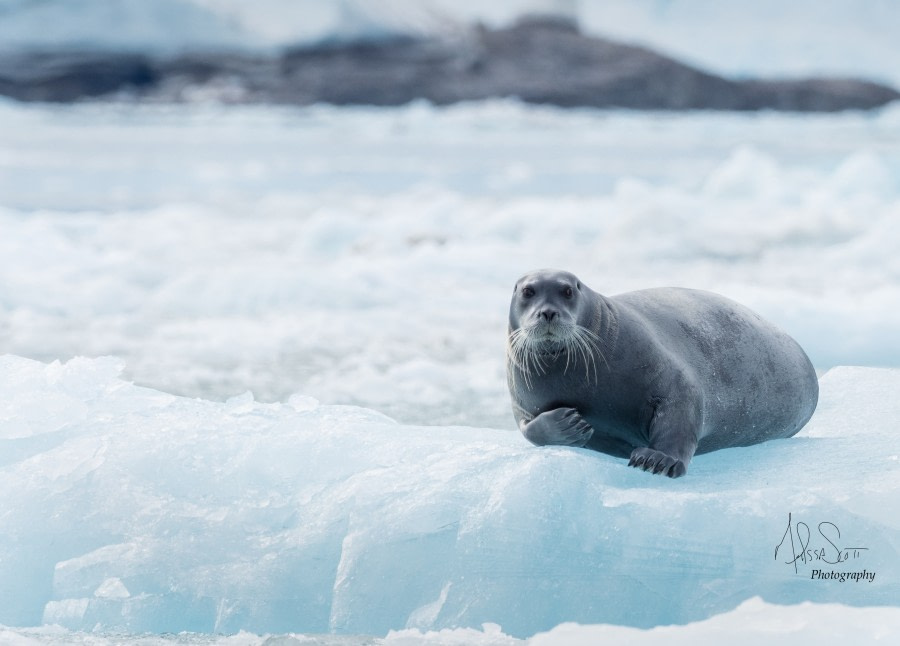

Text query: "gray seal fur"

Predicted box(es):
[506, 269, 818, 477]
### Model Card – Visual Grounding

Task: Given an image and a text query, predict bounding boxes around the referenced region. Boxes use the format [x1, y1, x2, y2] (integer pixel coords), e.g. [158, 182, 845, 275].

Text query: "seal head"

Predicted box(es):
[507, 270, 608, 390]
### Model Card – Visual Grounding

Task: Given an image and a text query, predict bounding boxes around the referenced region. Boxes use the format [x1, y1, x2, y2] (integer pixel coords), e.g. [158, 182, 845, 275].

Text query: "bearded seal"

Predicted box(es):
[506, 269, 818, 477]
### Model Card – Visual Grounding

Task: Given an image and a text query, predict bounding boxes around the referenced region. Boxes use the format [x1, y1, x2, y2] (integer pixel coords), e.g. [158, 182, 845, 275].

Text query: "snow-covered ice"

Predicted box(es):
[0, 355, 897, 638]
[528, 597, 900, 645]
[1, 100, 899, 430]
[1, 18, 900, 640]
[1, 600, 899, 645]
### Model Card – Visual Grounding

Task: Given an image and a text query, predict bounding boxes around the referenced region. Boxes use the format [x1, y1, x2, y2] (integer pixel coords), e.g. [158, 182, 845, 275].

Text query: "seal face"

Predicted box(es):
[506, 269, 819, 478]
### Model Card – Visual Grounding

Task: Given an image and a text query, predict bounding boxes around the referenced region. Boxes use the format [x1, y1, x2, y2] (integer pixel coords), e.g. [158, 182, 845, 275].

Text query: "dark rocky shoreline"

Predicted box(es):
[1, 17, 897, 111]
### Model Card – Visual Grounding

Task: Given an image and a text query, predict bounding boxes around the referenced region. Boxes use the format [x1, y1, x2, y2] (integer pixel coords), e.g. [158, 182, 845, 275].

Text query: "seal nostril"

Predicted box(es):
[539, 309, 558, 322]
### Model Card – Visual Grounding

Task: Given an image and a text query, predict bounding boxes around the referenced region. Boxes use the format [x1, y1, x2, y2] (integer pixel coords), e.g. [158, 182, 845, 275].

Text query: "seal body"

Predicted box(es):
[507, 269, 818, 477]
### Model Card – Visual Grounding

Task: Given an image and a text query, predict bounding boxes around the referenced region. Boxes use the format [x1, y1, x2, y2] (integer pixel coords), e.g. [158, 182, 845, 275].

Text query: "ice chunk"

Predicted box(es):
[702, 146, 783, 199]
[94, 578, 130, 600]
[0, 356, 897, 637]
[830, 152, 896, 199]
[529, 597, 900, 645]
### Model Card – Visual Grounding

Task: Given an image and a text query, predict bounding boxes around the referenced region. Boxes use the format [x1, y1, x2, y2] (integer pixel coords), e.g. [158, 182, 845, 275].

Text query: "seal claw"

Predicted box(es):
[629, 448, 686, 478]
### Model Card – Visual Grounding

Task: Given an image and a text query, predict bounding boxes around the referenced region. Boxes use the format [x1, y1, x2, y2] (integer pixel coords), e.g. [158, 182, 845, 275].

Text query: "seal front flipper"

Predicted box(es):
[520, 407, 594, 448]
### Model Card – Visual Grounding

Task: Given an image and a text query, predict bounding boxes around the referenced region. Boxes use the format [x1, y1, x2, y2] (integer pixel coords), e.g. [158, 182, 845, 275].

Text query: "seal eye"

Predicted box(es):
[564, 287, 574, 299]
[522, 286, 535, 298]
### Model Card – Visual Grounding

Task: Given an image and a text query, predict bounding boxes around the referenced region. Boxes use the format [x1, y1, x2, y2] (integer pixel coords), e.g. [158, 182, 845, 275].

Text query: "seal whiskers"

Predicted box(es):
[507, 325, 551, 389]
[571, 325, 608, 380]
[507, 323, 604, 389]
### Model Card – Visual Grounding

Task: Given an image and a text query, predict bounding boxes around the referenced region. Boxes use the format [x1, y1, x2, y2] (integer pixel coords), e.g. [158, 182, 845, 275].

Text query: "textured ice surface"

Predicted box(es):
[1, 100, 899, 430]
[529, 597, 900, 645]
[0, 355, 897, 637]
[1, 599, 899, 645]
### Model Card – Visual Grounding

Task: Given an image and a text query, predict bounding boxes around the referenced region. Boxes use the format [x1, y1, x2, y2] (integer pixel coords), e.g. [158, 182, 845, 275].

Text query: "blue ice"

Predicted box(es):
[0, 355, 897, 637]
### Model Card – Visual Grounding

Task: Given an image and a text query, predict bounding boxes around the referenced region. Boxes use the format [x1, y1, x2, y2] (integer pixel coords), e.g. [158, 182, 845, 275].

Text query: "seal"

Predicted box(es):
[506, 269, 818, 477]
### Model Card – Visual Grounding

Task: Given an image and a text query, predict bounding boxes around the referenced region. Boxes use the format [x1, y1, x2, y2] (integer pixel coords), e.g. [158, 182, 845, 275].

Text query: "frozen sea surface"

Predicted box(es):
[1, 100, 899, 429]
[1, 93, 899, 643]
[0, 355, 897, 638]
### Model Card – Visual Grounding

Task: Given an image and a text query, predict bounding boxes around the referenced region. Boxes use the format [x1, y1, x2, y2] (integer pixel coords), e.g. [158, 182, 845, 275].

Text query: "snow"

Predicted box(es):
[1, 100, 899, 430]
[2, 600, 900, 644]
[529, 597, 900, 645]
[0, 354, 898, 639]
